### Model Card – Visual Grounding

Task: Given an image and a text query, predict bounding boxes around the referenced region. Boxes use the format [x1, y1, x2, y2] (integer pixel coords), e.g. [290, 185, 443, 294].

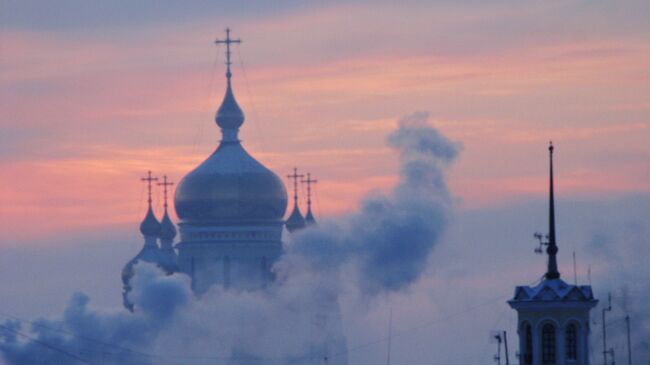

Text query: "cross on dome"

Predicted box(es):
[157, 175, 174, 213]
[215, 28, 241, 81]
[141, 171, 158, 207]
[301, 173, 318, 225]
[139, 171, 161, 237]
[287, 167, 304, 206]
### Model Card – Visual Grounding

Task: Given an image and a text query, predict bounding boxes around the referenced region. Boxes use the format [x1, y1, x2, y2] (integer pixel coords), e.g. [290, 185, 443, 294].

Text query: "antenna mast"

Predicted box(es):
[386, 308, 393, 365]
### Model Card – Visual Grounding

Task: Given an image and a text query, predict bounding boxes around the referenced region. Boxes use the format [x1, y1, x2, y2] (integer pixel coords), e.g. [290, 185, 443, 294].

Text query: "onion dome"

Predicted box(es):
[305, 208, 316, 225]
[216, 80, 244, 131]
[303, 173, 317, 226]
[285, 205, 306, 233]
[159, 210, 177, 240]
[174, 41, 287, 224]
[285, 168, 307, 233]
[139, 206, 161, 236]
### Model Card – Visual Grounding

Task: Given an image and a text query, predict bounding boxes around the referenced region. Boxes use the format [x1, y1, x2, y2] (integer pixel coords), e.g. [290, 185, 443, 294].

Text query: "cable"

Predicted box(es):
[236, 46, 269, 153]
[0, 324, 97, 365]
[191, 45, 220, 157]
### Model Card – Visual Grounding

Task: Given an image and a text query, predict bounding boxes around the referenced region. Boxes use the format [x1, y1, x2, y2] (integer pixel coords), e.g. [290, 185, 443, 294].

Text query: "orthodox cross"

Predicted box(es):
[287, 168, 304, 205]
[215, 28, 241, 80]
[301, 173, 318, 211]
[141, 171, 158, 206]
[157, 175, 174, 212]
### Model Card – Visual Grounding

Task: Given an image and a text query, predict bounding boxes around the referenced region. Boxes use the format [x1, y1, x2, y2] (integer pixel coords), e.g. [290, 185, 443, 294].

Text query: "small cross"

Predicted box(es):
[141, 171, 158, 205]
[287, 167, 304, 204]
[157, 175, 174, 212]
[215, 28, 242, 79]
[301, 173, 318, 208]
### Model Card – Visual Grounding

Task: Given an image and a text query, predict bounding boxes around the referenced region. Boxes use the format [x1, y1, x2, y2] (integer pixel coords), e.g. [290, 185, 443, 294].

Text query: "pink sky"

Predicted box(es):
[1, 2, 649, 243]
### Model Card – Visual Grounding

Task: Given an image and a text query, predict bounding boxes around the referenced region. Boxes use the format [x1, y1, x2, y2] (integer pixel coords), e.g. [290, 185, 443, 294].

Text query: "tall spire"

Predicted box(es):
[285, 167, 306, 232]
[215, 28, 244, 142]
[546, 142, 560, 280]
[302, 173, 318, 225]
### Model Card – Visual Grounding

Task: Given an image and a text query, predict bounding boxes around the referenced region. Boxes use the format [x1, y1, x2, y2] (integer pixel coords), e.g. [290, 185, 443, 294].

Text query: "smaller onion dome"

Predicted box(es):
[159, 211, 177, 241]
[305, 208, 316, 225]
[285, 205, 306, 233]
[216, 80, 244, 131]
[139, 206, 161, 237]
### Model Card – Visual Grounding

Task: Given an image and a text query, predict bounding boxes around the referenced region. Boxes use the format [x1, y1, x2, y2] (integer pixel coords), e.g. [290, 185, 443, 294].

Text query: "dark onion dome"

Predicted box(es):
[174, 76, 288, 224]
[305, 208, 316, 225]
[159, 211, 177, 240]
[285, 205, 306, 233]
[139, 206, 161, 236]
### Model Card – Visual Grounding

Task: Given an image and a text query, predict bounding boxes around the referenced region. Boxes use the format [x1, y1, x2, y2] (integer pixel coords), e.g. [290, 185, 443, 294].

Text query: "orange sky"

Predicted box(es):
[1, 2, 649, 243]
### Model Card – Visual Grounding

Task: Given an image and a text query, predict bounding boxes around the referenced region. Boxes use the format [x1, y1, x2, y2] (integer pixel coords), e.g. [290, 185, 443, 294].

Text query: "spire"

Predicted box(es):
[302, 173, 318, 225]
[157, 175, 177, 242]
[139, 171, 161, 237]
[546, 142, 560, 280]
[215, 28, 244, 142]
[285, 167, 306, 232]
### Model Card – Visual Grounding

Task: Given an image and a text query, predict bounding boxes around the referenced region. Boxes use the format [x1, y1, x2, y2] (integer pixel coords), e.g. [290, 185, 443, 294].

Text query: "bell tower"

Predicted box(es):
[508, 143, 598, 365]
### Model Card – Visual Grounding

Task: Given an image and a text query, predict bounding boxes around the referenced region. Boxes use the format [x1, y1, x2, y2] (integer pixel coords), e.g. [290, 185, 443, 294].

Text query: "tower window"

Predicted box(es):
[523, 323, 533, 364]
[542, 323, 556, 364]
[566, 323, 578, 361]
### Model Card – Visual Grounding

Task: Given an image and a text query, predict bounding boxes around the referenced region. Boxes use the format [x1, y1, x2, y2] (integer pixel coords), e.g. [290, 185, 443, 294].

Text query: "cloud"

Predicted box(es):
[0, 113, 459, 364]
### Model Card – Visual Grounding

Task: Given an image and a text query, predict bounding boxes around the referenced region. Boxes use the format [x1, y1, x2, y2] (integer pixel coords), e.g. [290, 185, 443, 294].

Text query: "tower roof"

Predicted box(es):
[545, 142, 560, 280]
[509, 143, 597, 308]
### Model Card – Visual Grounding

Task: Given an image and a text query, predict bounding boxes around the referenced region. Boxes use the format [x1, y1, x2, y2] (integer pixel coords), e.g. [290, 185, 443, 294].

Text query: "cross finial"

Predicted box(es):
[287, 167, 304, 205]
[215, 28, 242, 81]
[301, 173, 318, 210]
[141, 171, 158, 207]
[157, 175, 174, 213]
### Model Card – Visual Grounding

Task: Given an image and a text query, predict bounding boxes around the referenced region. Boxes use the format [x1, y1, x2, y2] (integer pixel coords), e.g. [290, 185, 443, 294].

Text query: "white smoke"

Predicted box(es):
[0, 112, 459, 365]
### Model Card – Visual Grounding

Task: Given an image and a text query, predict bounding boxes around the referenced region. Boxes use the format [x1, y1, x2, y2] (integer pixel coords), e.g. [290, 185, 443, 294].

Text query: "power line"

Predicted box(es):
[0, 324, 97, 365]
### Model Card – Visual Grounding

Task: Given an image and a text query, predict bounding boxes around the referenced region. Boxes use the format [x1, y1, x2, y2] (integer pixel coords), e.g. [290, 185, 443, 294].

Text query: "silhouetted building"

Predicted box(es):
[122, 171, 168, 311]
[508, 143, 598, 365]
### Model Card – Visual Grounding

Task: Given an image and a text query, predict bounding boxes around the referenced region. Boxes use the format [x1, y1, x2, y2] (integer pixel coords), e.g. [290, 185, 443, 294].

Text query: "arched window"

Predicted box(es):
[542, 323, 556, 364]
[565, 323, 578, 361]
[523, 322, 533, 365]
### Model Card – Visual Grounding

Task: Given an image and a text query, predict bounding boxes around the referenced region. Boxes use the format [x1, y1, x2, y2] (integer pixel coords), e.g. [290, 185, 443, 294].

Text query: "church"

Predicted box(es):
[121, 29, 347, 365]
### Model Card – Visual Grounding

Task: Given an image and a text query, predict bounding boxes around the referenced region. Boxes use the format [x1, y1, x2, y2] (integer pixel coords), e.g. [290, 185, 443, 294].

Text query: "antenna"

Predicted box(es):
[603, 292, 612, 365]
[625, 315, 632, 365]
[533, 232, 546, 254]
[490, 330, 502, 365]
[386, 308, 393, 365]
[573, 251, 577, 285]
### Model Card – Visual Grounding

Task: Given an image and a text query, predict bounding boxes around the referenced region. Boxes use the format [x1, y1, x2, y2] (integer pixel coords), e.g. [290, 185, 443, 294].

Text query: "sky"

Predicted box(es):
[1, 1, 650, 364]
